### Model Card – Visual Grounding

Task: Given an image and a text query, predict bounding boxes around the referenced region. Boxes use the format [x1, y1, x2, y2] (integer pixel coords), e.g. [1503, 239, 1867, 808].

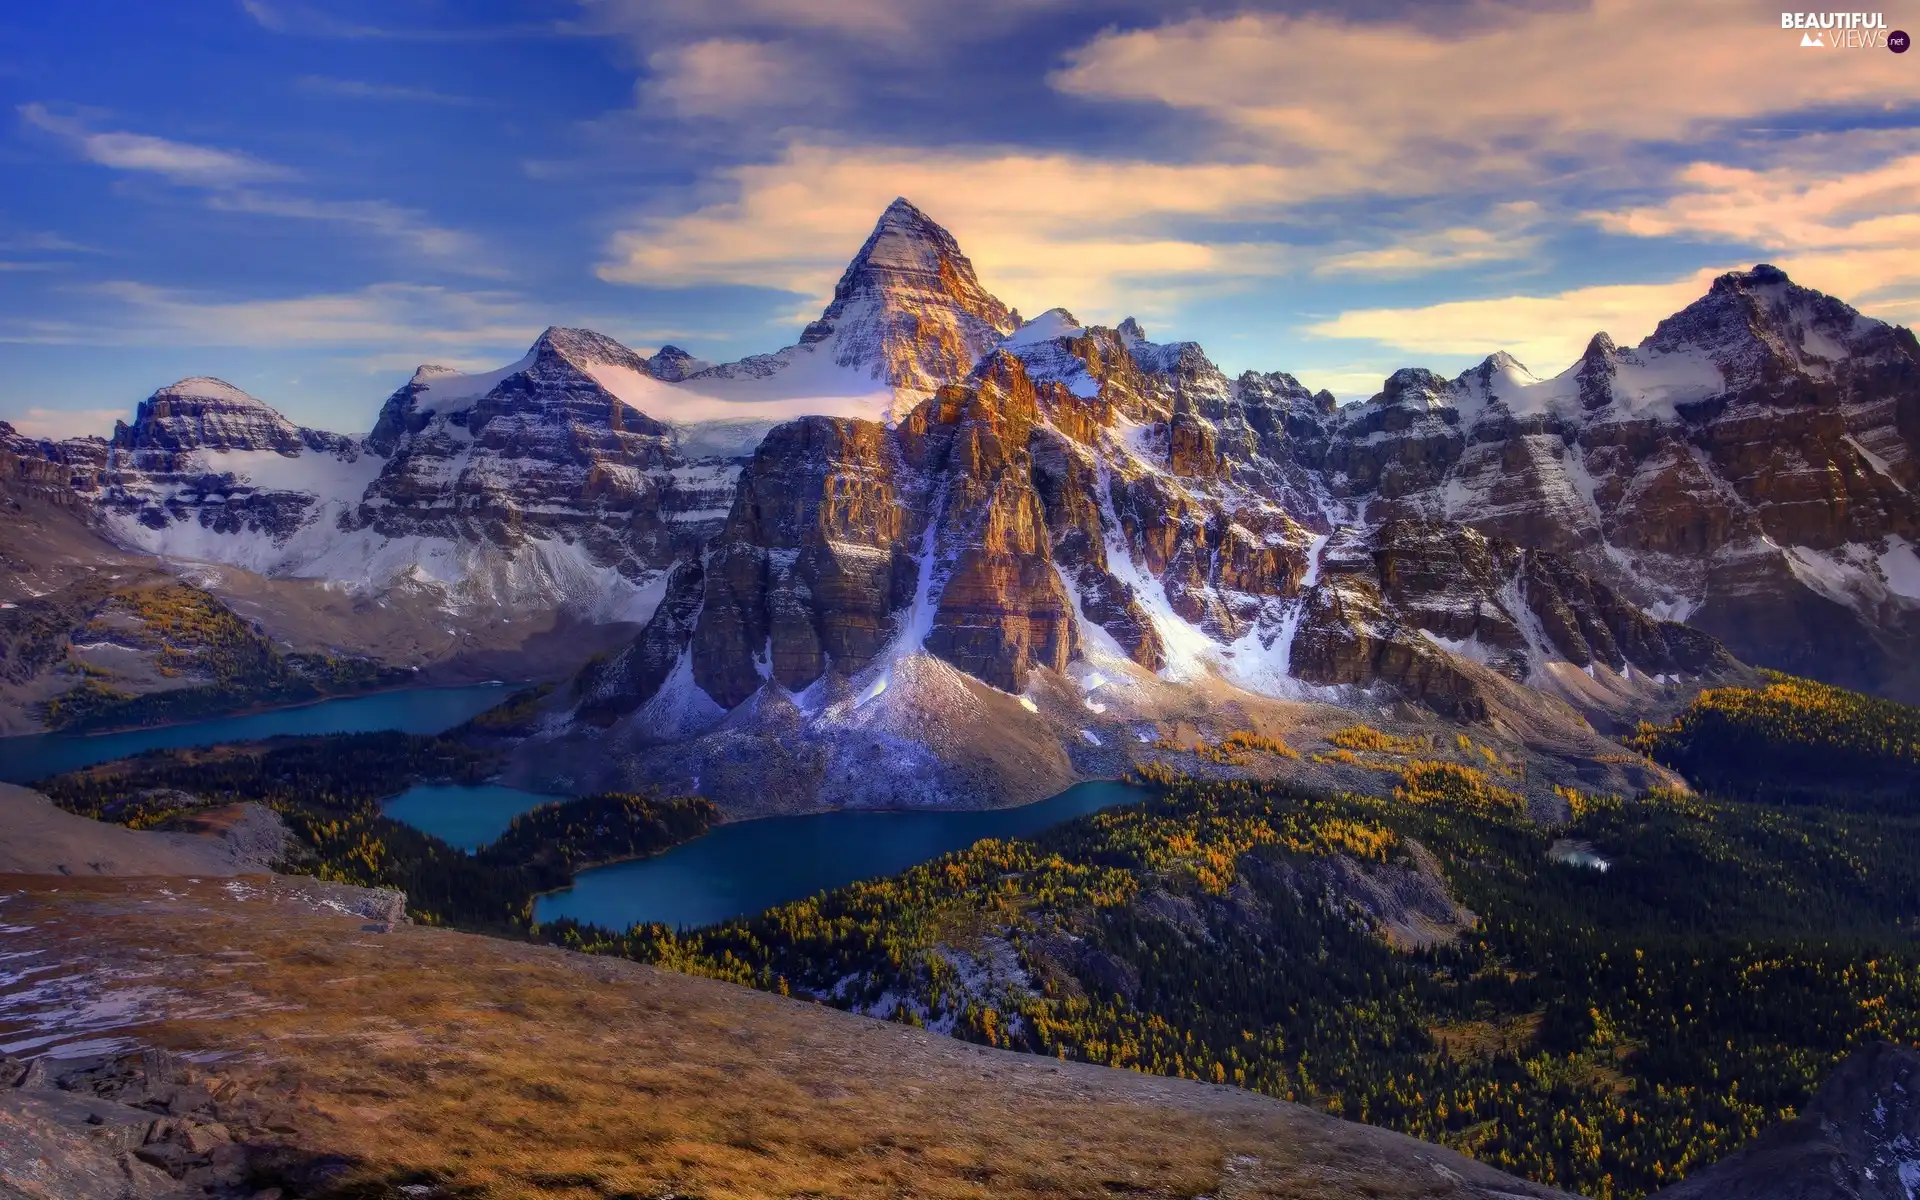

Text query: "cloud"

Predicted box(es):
[21, 104, 293, 186]
[584, 0, 1066, 47]
[241, 0, 563, 40]
[598, 143, 1312, 320]
[1315, 202, 1544, 277]
[1587, 145, 1920, 308]
[2, 407, 127, 440]
[18, 104, 489, 270]
[294, 76, 483, 106]
[1053, 1, 1916, 189]
[3, 281, 537, 350]
[1304, 252, 1920, 377]
[1305, 268, 1734, 375]
[640, 39, 835, 117]
[207, 192, 486, 264]
[0, 231, 98, 254]
[0, 280, 730, 363]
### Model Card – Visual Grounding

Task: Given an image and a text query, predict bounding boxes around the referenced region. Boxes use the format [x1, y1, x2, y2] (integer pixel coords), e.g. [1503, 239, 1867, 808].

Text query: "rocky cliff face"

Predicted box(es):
[348, 326, 733, 617]
[1302, 267, 1920, 698]
[0, 422, 104, 509]
[92, 335, 738, 623]
[573, 319, 1741, 750]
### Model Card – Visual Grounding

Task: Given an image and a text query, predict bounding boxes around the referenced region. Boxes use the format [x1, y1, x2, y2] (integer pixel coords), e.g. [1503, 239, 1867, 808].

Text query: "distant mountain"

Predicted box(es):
[14, 200, 1920, 786]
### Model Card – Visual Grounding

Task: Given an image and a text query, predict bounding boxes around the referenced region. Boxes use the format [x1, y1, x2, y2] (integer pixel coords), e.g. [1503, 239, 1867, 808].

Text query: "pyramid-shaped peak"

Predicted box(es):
[840, 196, 980, 277]
[530, 326, 646, 367]
[791, 198, 1019, 392]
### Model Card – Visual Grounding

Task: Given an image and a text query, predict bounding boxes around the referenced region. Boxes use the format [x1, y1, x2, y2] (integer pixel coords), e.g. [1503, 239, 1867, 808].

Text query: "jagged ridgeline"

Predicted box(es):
[7, 198, 1920, 805]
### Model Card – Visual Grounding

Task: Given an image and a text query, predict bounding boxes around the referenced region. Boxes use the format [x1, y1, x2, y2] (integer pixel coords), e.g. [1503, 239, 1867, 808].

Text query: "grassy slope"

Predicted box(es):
[0, 874, 1567, 1200]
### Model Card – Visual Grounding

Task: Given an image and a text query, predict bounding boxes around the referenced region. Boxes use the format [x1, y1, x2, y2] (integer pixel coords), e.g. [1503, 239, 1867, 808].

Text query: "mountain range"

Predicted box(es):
[6, 197, 1918, 811]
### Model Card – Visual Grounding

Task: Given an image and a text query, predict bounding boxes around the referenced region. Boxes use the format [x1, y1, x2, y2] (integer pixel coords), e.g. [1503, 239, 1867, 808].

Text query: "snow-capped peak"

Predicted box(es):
[153, 376, 274, 407]
[1000, 307, 1085, 348]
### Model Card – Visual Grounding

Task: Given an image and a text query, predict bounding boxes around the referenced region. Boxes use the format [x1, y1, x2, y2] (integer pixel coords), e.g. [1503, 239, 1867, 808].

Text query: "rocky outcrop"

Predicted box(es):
[693, 198, 1019, 406]
[0, 422, 104, 508]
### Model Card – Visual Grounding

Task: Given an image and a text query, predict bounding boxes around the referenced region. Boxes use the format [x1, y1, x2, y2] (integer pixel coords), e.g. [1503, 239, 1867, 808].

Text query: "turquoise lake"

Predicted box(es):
[382, 782, 565, 851]
[532, 780, 1152, 931]
[377, 778, 1152, 931]
[0, 684, 513, 783]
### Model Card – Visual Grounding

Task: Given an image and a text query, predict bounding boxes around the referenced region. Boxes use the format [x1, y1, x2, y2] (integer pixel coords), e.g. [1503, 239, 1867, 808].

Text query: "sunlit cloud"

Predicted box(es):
[1587, 146, 1920, 309]
[1054, 0, 1916, 187]
[598, 143, 1306, 320]
[640, 39, 834, 117]
[1314, 203, 1545, 277]
[1305, 268, 1735, 376]
[1305, 252, 1920, 378]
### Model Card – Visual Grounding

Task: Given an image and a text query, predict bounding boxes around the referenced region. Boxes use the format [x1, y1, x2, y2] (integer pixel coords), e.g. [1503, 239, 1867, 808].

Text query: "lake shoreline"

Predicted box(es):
[21, 677, 529, 741]
[0, 684, 521, 784]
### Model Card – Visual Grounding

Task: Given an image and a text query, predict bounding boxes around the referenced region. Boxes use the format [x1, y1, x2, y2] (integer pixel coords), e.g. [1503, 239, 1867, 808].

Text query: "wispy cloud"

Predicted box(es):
[241, 0, 565, 41]
[0, 279, 726, 362]
[640, 39, 837, 118]
[1304, 250, 1920, 378]
[19, 104, 490, 270]
[3, 281, 533, 350]
[1587, 143, 1920, 307]
[207, 192, 485, 265]
[1305, 268, 1733, 376]
[20, 103, 293, 186]
[1313, 202, 1546, 278]
[294, 76, 484, 106]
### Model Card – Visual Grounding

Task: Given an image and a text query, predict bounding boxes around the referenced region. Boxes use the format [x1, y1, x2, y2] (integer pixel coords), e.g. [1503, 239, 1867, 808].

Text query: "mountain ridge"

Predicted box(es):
[8, 200, 1919, 767]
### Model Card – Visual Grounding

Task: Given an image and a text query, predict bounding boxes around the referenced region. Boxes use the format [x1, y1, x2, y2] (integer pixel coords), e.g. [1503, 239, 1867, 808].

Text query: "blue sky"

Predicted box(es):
[2, 0, 1916, 437]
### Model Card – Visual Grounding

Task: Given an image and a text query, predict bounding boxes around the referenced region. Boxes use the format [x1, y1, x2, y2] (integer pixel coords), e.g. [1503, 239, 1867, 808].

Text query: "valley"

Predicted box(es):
[5, 195, 1920, 1200]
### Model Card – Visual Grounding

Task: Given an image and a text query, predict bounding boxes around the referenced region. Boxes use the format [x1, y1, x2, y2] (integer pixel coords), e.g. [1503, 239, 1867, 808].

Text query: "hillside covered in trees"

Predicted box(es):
[36, 732, 714, 929]
[549, 723, 1920, 1198]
